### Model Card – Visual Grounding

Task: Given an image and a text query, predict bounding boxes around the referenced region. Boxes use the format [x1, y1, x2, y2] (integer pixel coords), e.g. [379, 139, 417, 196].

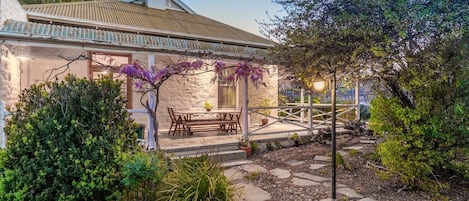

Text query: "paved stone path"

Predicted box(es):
[224, 139, 378, 201]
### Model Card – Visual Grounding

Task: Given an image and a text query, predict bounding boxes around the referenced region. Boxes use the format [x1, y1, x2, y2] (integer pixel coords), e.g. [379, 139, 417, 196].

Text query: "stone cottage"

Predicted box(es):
[0, 0, 278, 133]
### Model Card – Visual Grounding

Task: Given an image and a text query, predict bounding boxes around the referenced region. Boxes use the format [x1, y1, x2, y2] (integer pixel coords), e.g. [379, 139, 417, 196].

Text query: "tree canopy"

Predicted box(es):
[264, 0, 469, 195]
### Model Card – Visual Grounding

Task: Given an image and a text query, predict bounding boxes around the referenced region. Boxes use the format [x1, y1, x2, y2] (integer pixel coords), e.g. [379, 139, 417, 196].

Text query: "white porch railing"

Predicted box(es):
[247, 103, 358, 136]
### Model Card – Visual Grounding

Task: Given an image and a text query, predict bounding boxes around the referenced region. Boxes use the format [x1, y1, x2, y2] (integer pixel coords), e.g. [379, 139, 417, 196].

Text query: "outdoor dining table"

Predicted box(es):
[176, 109, 241, 134]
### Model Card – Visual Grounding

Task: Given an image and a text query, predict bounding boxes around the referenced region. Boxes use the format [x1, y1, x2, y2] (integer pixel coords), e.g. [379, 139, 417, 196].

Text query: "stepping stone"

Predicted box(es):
[293, 172, 329, 182]
[337, 187, 364, 199]
[240, 164, 268, 174]
[360, 136, 377, 140]
[309, 164, 329, 170]
[322, 182, 347, 188]
[291, 177, 320, 186]
[359, 198, 377, 201]
[319, 198, 333, 201]
[337, 150, 350, 157]
[360, 140, 376, 144]
[343, 146, 363, 150]
[235, 183, 271, 201]
[270, 168, 291, 179]
[284, 159, 305, 166]
[314, 155, 331, 161]
[224, 168, 244, 181]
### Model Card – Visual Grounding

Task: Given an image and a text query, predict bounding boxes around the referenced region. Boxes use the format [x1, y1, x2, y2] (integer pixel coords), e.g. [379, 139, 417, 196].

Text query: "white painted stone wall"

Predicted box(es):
[21, 46, 88, 89]
[0, 45, 21, 107]
[0, 0, 27, 25]
[6, 46, 279, 134]
[129, 54, 279, 130]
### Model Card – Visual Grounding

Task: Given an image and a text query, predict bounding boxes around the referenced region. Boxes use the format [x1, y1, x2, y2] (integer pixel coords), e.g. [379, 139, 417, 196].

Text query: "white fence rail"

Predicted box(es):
[247, 103, 358, 136]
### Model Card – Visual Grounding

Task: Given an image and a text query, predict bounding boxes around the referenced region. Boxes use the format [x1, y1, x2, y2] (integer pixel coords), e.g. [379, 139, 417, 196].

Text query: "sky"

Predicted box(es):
[181, 0, 286, 38]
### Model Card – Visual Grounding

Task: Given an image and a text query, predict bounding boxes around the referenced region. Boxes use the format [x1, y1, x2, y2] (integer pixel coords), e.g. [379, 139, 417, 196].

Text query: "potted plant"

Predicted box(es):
[239, 138, 252, 157]
[204, 101, 213, 112]
[291, 133, 300, 147]
[258, 99, 272, 126]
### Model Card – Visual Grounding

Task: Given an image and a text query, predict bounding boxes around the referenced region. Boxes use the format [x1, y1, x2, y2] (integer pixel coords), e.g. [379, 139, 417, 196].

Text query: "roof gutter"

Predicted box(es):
[26, 12, 275, 49]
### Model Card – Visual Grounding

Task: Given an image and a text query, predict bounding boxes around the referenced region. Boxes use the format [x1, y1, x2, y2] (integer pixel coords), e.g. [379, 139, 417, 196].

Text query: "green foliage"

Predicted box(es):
[120, 152, 168, 201]
[249, 141, 259, 153]
[335, 152, 352, 171]
[244, 171, 260, 181]
[290, 133, 299, 141]
[203, 101, 213, 110]
[370, 34, 469, 192]
[157, 155, 235, 201]
[0, 75, 138, 201]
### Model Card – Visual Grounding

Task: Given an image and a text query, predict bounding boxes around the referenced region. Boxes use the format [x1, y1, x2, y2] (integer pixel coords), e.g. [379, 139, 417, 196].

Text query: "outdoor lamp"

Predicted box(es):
[312, 72, 326, 92]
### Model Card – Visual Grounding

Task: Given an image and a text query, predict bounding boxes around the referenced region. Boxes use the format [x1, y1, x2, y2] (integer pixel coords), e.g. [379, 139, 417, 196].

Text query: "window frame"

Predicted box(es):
[88, 52, 133, 108]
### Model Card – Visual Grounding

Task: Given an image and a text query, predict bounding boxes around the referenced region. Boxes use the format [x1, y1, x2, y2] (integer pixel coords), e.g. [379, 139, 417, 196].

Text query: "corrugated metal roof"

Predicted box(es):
[0, 20, 266, 57]
[22, 0, 274, 47]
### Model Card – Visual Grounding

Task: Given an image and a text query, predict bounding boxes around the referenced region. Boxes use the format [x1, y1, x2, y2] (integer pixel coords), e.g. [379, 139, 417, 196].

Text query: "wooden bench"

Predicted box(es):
[184, 119, 238, 134]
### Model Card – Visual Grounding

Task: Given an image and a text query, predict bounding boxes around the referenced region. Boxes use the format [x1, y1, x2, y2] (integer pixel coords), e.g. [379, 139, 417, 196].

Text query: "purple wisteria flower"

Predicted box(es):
[120, 59, 265, 88]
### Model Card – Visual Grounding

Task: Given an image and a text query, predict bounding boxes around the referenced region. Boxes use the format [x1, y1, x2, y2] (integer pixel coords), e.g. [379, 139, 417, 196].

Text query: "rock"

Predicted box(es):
[359, 140, 376, 144]
[314, 155, 331, 161]
[224, 168, 244, 181]
[270, 168, 291, 179]
[343, 146, 363, 150]
[322, 182, 347, 188]
[291, 177, 320, 186]
[359, 198, 377, 201]
[235, 183, 271, 201]
[284, 159, 305, 166]
[240, 164, 268, 174]
[309, 163, 329, 170]
[337, 187, 364, 199]
[293, 172, 329, 182]
[337, 150, 350, 157]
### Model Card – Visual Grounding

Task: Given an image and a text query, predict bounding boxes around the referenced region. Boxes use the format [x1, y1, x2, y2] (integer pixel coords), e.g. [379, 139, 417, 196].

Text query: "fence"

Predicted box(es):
[247, 103, 358, 136]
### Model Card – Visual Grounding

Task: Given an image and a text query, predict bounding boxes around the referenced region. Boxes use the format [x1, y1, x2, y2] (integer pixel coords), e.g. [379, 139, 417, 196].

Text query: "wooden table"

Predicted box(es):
[177, 109, 240, 134]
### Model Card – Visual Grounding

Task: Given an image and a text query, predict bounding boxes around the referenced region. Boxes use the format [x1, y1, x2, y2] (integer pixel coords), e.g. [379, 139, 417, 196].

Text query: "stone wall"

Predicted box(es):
[0, 0, 27, 25]
[129, 54, 279, 129]
[0, 45, 21, 107]
[7, 47, 279, 132]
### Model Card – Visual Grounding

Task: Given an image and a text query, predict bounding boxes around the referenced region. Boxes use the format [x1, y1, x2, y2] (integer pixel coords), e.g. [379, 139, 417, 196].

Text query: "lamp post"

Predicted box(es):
[312, 71, 337, 200]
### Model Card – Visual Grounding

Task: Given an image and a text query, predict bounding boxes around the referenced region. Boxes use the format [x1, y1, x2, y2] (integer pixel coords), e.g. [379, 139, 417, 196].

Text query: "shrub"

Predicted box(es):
[157, 155, 235, 201]
[120, 152, 168, 201]
[0, 75, 138, 201]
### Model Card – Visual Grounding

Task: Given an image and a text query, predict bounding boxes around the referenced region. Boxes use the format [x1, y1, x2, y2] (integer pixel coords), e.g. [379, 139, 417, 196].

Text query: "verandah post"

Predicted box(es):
[242, 76, 249, 141]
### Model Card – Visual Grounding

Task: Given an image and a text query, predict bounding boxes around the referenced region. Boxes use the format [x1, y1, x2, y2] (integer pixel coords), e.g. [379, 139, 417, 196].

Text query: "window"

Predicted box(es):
[218, 69, 237, 108]
[88, 52, 132, 108]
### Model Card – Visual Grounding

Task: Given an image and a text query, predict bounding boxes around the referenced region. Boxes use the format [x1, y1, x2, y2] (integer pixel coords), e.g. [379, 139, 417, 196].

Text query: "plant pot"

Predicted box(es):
[206, 108, 211, 112]
[261, 119, 269, 126]
[294, 140, 299, 147]
[240, 146, 252, 157]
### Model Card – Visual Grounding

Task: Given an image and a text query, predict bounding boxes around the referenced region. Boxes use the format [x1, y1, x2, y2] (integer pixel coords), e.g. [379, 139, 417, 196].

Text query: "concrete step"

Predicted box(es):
[221, 160, 253, 168]
[170, 149, 247, 163]
[163, 142, 239, 155]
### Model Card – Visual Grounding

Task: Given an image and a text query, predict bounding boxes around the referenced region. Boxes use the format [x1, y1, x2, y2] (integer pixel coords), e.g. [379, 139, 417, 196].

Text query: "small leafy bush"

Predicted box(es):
[0, 75, 138, 201]
[120, 152, 168, 201]
[157, 155, 235, 201]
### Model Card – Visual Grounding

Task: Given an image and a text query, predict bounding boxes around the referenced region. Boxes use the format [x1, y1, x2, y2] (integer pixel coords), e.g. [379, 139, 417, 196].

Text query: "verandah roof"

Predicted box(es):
[0, 20, 267, 58]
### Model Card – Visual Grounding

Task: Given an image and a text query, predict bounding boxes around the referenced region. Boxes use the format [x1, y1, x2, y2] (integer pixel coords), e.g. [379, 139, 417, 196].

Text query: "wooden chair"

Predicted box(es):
[229, 107, 242, 132]
[167, 107, 185, 136]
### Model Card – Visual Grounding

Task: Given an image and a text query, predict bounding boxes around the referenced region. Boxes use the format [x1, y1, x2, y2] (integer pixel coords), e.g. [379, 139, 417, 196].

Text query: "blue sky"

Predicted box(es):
[181, 0, 286, 37]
